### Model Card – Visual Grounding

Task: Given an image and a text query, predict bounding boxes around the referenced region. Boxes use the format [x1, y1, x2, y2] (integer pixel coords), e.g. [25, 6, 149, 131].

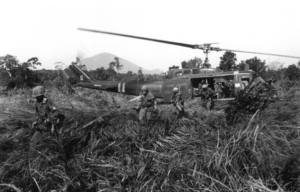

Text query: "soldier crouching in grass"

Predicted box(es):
[171, 87, 185, 119]
[29, 86, 64, 154]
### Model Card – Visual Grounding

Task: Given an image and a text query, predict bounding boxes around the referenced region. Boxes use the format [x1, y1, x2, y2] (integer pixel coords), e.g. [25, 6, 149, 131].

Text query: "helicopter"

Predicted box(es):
[68, 28, 300, 103]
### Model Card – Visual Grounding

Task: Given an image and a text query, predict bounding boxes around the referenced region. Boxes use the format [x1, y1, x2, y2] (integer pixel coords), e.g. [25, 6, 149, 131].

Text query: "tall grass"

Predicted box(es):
[0, 87, 300, 191]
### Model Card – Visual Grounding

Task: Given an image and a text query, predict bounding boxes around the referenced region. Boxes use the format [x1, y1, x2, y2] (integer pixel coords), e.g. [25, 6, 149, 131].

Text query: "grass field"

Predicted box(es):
[0, 87, 300, 192]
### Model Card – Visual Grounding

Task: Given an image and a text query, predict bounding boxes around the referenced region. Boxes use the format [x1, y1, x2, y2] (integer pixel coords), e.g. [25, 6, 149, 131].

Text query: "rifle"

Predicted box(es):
[32, 118, 57, 135]
[170, 100, 183, 112]
[175, 103, 183, 112]
[129, 95, 142, 102]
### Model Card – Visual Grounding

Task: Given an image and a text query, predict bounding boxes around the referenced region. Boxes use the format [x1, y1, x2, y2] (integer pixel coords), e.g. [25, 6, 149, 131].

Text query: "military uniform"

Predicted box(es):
[198, 83, 203, 94]
[197, 81, 206, 95]
[214, 83, 222, 98]
[30, 95, 63, 152]
[137, 91, 156, 124]
[221, 82, 231, 98]
[199, 86, 215, 110]
[265, 80, 278, 99]
[171, 91, 184, 118]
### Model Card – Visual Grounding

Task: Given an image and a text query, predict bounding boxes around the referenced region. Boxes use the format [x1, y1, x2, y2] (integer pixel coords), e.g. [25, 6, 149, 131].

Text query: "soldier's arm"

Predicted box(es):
[154, 98, 157, 109]
[35, 103, 40, 121]
[209, 88, 216, 96]
[35, 105, 39, 116]
[170, 95, 175, 103]
[198, 90, 205, 97]
[47, 99, 60, 119]
[175, 93, 182, 103]
[146, 92, 157, 108]
[179, 94, 184, 104]
[138, 95, 146, 108]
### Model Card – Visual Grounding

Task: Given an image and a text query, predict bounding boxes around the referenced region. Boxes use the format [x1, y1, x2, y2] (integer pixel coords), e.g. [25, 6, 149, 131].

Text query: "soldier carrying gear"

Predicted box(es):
[221, 81, 232, 98]
[171, 87, 185, 118]
[198, 84, 216, 110]
[30, 86, 65, 152]
[197, 80, 206, 94]
[198, 83, 203, 93]
[136, 85, 158, 124]
[214, 82, 220, 99]
[265, 78, 278, 99]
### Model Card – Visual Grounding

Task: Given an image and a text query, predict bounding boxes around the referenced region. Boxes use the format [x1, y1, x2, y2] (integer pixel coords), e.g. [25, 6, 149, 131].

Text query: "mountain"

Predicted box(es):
[81, 52, 163, 74]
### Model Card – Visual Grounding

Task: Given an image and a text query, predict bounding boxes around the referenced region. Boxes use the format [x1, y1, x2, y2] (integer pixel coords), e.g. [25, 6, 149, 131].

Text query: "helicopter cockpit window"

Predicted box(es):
[183, 70, 191, 75]
[175, 71, 182, 77]
[242, 77, 250, 83]
[166, 71, 173, 79]
[241, 77, 250, 89]
[192, 68, 200, 74]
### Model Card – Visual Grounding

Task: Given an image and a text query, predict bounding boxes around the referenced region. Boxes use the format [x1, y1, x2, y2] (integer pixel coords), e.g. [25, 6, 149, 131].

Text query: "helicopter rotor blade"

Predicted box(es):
[203, 43, 219, 45]
[78, 28, 200, 49]
[218, 48, 300, 59]
[78, 28, 300, 60]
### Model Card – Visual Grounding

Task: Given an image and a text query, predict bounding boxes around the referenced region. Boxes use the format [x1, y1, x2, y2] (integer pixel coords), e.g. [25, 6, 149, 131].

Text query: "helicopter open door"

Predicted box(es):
[162, 78, 191, 103]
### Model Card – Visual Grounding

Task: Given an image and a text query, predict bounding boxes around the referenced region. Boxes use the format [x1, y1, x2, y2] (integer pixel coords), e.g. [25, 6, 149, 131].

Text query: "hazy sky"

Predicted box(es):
[1, 0, 300, 72]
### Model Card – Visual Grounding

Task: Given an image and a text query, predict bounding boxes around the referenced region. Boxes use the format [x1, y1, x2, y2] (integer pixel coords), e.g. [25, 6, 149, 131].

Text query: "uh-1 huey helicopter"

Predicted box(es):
[68, 28, 300, 103]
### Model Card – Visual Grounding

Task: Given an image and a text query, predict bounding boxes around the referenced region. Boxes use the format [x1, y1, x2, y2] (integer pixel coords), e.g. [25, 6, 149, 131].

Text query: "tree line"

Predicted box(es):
[0, 55, 164, 90]
[216, 51, 300, 81]
[0, 55, 42, 89]
[1, 53, 300, 91]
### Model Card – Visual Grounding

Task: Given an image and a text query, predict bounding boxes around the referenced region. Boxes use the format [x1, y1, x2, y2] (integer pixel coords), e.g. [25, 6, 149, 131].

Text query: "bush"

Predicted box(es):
[225, 83, 275, 125]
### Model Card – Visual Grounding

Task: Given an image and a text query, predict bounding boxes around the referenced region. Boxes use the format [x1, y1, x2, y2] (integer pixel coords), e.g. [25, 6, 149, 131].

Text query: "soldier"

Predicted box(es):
[214, 82, 221, 99]
[228, 80, 235, 97]
[199, 84, 216, 110]
[198, 82, 203, 94]
[221, 81, 231, 98]
[170, 87, 184, 118]
[197, 80, 206, 95]
[29, 86, 64, 153]
[136, 85, 157, 124]
[265, 78, 278, 99]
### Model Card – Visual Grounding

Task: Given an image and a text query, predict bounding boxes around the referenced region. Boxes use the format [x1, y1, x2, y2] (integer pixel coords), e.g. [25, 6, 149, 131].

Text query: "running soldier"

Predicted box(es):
[170, 87, 185, 118]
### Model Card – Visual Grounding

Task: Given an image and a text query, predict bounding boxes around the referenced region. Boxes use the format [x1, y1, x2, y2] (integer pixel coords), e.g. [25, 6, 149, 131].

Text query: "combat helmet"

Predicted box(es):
[32, 86, 45, 97]
[141, 85, 149, 91]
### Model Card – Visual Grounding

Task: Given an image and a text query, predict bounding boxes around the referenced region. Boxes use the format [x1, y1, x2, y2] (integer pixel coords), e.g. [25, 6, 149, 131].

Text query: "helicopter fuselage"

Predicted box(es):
[71, 63, 255, 103]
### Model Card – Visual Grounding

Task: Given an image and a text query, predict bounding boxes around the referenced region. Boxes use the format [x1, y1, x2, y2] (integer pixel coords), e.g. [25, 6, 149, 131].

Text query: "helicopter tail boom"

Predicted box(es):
[69, 63, 92, 83]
